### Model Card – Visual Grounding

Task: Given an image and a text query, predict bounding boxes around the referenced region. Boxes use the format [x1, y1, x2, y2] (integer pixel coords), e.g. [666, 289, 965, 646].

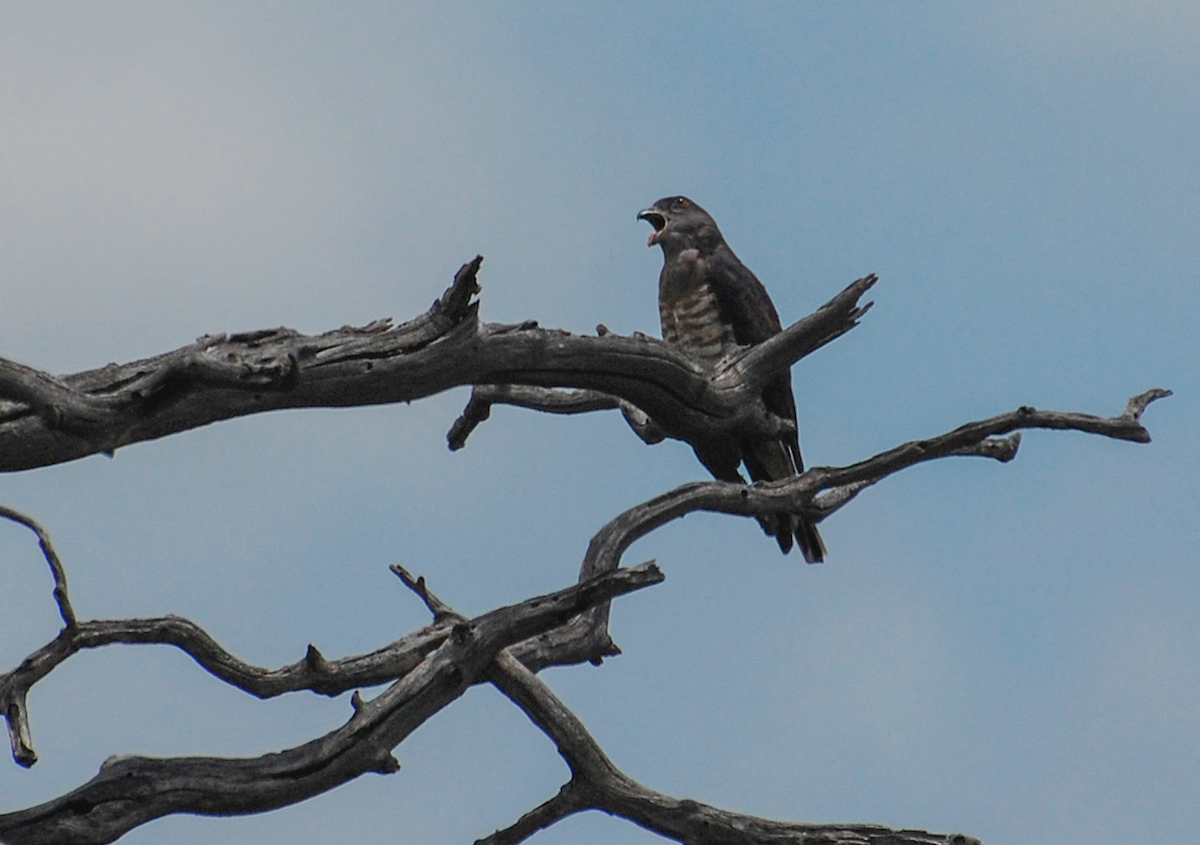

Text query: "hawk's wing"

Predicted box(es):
[706, 248, 803, 472]
[705, 249, 783, 345]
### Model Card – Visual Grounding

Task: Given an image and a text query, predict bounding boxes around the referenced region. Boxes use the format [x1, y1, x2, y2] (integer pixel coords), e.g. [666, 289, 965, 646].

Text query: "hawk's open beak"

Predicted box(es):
[637, 209, 667, 247]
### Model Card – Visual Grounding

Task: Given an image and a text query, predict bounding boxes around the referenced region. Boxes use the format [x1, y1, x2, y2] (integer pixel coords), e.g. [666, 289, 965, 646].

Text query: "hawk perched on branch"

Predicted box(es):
[638, 196, 826, 562]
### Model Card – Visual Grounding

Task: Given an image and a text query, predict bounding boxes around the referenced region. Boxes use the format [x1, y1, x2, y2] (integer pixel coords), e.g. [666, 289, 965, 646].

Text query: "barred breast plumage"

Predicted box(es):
[659, 282, 738, 369]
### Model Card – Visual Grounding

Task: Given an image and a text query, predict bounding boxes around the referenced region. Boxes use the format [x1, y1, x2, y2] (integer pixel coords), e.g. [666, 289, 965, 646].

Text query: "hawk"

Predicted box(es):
[637, 195, 826, 562]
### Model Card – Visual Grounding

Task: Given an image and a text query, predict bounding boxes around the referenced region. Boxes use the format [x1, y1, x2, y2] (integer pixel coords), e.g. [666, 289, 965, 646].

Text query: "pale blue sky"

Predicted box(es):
[2, 4, 1197, 844]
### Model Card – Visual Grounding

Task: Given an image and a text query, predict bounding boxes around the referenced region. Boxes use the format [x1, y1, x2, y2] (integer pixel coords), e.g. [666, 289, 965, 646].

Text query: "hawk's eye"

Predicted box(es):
[675, 197, 689, 208]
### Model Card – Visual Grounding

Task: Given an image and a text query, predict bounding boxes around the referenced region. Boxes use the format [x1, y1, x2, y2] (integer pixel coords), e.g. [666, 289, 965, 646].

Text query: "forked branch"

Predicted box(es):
[579, 389, 1167, 580]
[382, 570, 977, 845]
[0, 259, 1169, 845]
[0, 386, 1166, 842]
[0, 562, 663, 845]
[448, 273, 877, 451]
[483, 651, 980, 845]
[500, 390, 1167, 672]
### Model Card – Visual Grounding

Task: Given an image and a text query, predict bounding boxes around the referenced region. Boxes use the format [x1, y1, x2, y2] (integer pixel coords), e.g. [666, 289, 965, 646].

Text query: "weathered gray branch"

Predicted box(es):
[0, 387, 1166, 836]
[382, 568, 978, 845]
[0, 563, 664, 845]
[447, 384, 666, 450]
[446, 274, 876, 451]
[497, 391, 1166, 672]
[595, 390, 1164, 581]
[0, 541, 661, 769]
[482, 650, 981, 845]
[0, 255, 1167, 845]
[0, 261, 874, 471]
[0, 506, 76, 629]
[0, 507, 77, 769]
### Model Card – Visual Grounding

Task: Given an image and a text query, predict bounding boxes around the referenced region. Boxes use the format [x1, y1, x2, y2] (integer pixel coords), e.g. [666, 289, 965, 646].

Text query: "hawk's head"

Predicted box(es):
[637, 196, 721, 254]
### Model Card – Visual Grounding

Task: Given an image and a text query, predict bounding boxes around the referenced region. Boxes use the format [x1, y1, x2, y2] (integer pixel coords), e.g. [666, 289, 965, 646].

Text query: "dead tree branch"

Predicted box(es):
[0, 506, 76, 630]
[0, 262, 873, 471]
[483, 651, 980, 845]
[448, 384, 666, 450]
[0, 399, 1165, 845]
[590, 390, 1168, 569]
[0, 534, 662, 769]
[501, 390, 1166, 670]
[0, 562, 663, 845]
[381, 568, 976, 845]
[0, 260, 1168, 845]
[448, 273, 876, 451]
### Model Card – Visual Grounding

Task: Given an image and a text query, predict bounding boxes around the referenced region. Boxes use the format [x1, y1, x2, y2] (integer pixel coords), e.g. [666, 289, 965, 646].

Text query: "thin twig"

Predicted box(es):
[448, 384, 666, 450]
[391, 564, 461, 622]
[0, 506, 75, 628]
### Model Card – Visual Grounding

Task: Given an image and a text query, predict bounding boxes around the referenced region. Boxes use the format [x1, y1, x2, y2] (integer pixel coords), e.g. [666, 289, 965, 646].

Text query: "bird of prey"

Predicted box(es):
[637, 195, 826, 562]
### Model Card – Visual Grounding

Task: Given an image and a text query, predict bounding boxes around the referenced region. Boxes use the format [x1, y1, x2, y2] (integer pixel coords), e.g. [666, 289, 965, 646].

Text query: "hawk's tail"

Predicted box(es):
[744, 440, 827, 562]
[794, 516, 826, 564]
[763, 513, 826, 563]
